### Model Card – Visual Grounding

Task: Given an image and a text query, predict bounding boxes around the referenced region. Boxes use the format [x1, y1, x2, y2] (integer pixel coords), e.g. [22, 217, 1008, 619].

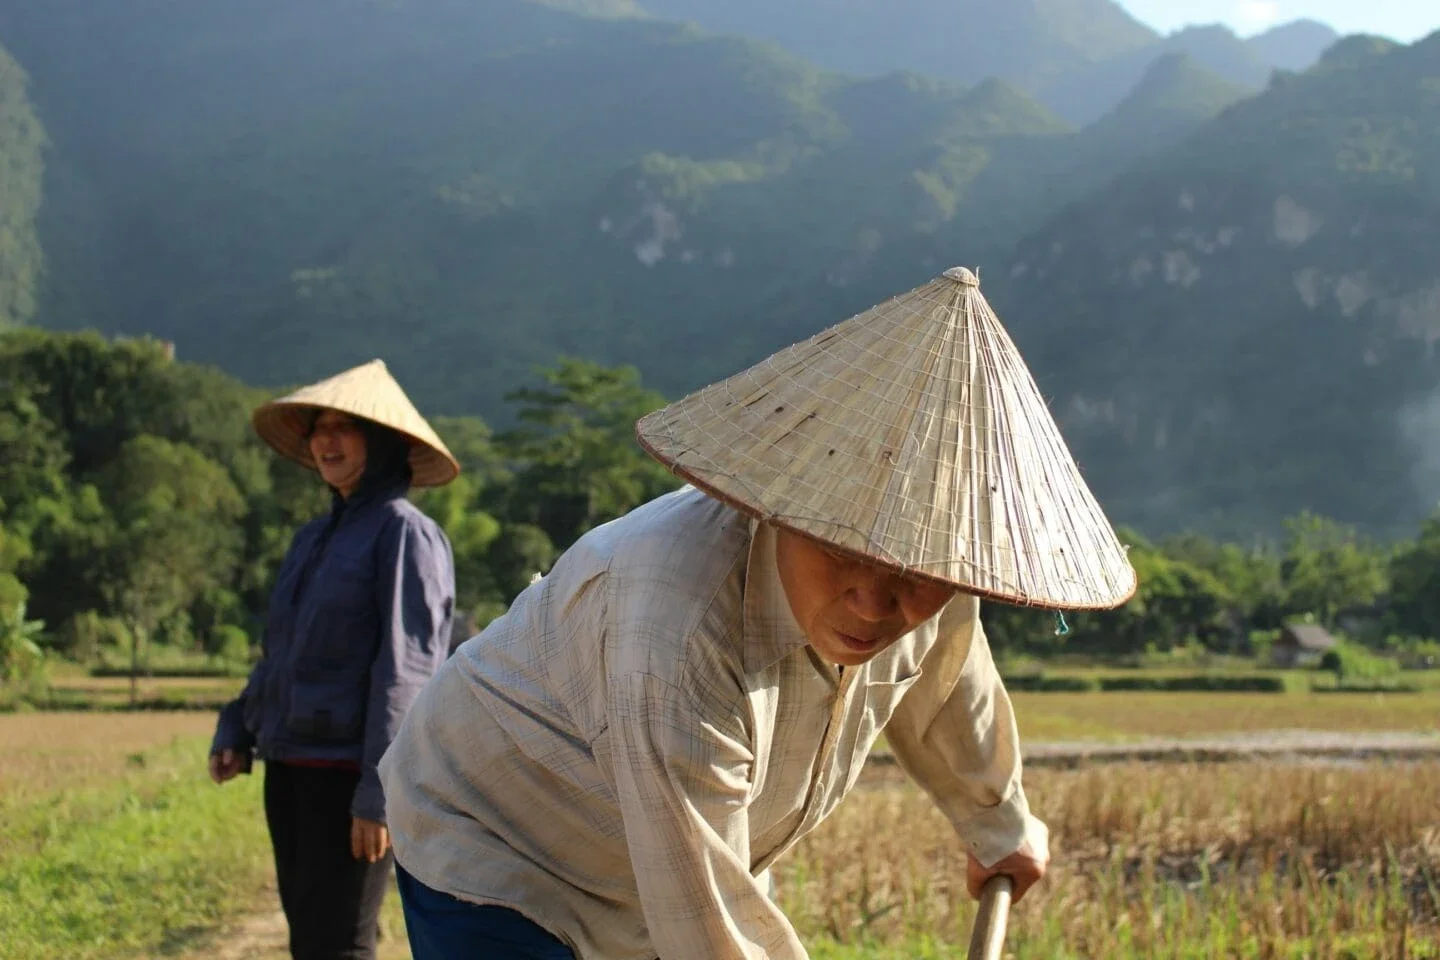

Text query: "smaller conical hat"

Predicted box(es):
[635, 266, 1136, 611]
[253, 359, 460, 488]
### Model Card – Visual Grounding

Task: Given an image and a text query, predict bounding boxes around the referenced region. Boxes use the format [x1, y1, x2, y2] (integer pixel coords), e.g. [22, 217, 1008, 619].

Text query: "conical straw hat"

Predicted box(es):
[253, 359, 460, 488]
[635, 267, 1136, 611]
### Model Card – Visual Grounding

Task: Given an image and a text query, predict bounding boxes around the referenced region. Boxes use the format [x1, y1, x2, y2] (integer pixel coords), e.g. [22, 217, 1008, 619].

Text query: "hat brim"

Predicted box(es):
[637, 430, 1137, 611]
[253, 401, 460, 488]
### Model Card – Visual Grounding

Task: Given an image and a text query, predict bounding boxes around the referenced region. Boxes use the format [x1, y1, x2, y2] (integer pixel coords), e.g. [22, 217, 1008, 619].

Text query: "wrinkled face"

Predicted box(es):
[774, 527, 958, 667]
[308, 410, 367, 497]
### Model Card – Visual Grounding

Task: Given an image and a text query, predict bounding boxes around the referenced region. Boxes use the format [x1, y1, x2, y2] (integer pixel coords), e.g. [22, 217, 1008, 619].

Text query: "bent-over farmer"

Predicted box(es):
[378, 267, 1137, 959]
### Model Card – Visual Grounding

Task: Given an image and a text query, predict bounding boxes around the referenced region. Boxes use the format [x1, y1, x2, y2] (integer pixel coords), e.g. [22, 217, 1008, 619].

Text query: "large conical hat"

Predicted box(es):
[253, 359, 460, 488]
[635, 267, 1136, 611]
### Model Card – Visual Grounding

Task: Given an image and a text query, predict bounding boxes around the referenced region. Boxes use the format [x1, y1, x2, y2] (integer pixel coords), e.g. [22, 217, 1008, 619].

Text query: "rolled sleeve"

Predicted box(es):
[352, 516, 456, 823]
[609, 671, 809, 960]
[882, 601, 1049, 868]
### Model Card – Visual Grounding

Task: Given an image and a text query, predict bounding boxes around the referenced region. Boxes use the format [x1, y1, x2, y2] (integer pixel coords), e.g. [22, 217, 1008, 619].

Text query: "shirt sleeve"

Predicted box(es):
[608, 670, 810, 960]
[352, 515, 456, 823]
[881, 597, 1049, 869]
[210, 665, 261, 762]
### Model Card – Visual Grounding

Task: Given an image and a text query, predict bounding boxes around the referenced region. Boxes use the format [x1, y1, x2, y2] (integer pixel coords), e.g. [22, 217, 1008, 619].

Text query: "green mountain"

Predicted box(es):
[1038, 24, 1280, 124]
[0, 43, 43, 328]
[1248, 19, 1344, 72]
[0, 0, 1389, 538]
[1026, 53, 1251, 216]
[632, 0, 1336, 124]
[993, 32, 1440, 539]
[638, 0, 1159, 100]
[0, 0, 1216, 419]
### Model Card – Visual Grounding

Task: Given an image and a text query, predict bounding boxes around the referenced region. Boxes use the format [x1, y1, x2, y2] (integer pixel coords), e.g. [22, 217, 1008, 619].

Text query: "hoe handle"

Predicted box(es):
[966, 874, 1013, 960]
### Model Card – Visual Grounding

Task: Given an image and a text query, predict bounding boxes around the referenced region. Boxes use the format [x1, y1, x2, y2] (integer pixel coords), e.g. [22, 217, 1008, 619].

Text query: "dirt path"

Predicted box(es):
[184, 892, 290, 960]
[171, 882, 411, 960]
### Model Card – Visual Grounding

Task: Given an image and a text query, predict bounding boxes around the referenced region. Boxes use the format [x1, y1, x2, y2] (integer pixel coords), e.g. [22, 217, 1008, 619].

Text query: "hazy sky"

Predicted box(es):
[1119, 0, 1437, 42]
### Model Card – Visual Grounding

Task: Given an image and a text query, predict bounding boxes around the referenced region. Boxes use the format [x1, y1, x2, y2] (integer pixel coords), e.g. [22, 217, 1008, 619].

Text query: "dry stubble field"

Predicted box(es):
[2, 696, 1437, 959]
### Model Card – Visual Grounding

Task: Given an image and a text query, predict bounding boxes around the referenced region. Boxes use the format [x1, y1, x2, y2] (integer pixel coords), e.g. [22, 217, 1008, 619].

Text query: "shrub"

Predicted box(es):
[1002, 674, 1101, 692]
[210, 625, 253, 665]
[58, 611, 131, 662]
[1097, 674, 1288, 693]
[1318, 641, 1400, 682]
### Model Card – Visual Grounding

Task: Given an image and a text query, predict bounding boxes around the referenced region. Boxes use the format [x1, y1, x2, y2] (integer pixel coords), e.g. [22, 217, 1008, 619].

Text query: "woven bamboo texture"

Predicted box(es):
[636, 266, 1136, 610]
[253, 359, 460, 488]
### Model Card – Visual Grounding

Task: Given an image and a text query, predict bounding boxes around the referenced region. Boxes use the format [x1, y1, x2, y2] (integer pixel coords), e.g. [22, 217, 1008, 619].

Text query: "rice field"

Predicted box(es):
[1011, 690, 1440, 742]
[2, 708, 1437, 958]
[784, 761, 1440, 958]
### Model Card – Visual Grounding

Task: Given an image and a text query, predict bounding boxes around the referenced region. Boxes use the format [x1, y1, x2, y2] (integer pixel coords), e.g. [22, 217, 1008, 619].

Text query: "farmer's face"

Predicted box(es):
[309, 410, 367, 497]
[774, 528, 957, 667]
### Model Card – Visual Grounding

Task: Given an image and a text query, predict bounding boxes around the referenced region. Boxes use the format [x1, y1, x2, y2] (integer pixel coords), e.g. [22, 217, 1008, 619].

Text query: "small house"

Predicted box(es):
[1271, 623, 1337, 668]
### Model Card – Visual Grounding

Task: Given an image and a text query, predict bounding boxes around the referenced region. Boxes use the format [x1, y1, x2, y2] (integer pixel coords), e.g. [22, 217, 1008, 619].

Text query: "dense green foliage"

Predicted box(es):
[0, 330, 677, 683]
[1, 330, 1437, 698]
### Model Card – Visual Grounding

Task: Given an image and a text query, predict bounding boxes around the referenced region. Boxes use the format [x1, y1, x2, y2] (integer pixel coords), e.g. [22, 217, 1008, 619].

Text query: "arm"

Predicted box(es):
[882, 598, 1049, 875]
[351, 516, 456, 824]
[610, 671, 809, 960]
[210, 655, 264, 773]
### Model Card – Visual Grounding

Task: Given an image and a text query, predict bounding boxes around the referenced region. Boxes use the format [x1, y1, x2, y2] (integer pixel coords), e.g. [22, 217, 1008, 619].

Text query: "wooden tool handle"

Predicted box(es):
[966, 874, 1014, 960]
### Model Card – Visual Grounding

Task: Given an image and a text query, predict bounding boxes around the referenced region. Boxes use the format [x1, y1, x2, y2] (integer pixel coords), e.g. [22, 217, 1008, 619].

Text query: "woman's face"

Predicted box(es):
[308, 410, 368, 497]
[774, 527, 957, 667]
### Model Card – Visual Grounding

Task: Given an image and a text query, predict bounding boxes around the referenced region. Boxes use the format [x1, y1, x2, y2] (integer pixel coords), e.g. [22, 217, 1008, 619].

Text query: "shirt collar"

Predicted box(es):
[741, 518, 812, 673]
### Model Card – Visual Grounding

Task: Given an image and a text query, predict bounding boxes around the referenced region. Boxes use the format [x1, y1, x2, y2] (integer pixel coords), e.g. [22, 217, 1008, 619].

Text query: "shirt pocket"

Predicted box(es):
[284, 676, 367, 744]
[848, 670, 925, 783]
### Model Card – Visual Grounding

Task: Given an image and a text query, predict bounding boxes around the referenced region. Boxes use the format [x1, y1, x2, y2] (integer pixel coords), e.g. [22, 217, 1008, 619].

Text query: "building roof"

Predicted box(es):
[1279, 623, 1337, 651]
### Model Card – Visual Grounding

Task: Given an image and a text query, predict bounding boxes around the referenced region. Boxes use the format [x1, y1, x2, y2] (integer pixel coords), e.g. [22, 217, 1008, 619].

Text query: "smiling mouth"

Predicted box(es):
[319, 453, 346, 466]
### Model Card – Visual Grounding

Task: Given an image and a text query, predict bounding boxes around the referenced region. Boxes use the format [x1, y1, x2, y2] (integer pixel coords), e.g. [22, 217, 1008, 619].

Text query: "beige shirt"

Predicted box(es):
[379, 486, 1047, 959]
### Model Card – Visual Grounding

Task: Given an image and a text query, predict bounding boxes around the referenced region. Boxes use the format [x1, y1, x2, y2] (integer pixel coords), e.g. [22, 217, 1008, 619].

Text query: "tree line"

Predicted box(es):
[2, 328, 1438, 691]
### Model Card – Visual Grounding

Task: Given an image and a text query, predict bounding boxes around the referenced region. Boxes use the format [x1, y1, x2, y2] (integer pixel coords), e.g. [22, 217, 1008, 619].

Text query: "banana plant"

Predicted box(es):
[0, 599, 46, 685]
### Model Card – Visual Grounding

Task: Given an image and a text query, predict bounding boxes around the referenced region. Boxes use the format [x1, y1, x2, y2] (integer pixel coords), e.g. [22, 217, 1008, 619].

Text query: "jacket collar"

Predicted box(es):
[328, 474, 410, 517]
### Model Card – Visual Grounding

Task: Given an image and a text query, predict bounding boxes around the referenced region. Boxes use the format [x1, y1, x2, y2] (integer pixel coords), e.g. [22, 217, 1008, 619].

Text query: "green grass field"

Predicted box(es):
[3, 699, 1436, 959]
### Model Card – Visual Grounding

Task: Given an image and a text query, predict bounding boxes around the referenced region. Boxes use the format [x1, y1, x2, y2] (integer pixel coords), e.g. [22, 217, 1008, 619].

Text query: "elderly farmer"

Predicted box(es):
[210, 360, 460, 960]
[379, 267, 1137, 959]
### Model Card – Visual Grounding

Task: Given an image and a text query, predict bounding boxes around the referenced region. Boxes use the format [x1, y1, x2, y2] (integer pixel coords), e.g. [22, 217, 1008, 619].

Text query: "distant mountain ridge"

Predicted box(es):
[993, 30, 1440, 538]
[0, 0, 1433, 540]
[636, 0, 1339, 123]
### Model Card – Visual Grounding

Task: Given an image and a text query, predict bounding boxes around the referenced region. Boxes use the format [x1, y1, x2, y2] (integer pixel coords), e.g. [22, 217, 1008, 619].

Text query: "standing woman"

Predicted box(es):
[210, 359, 460, 960]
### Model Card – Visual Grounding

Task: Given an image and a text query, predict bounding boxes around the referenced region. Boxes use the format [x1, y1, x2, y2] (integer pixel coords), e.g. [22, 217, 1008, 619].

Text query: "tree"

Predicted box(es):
[1279, 512, 1389, 630]
[0, 598, 45, 690]
[0, 521, 45, 690]
[1388, 511, 1440, 640]
[497, 358, 680, 549]
[413, 474, 505, 616]
[94, 437, 245, 703]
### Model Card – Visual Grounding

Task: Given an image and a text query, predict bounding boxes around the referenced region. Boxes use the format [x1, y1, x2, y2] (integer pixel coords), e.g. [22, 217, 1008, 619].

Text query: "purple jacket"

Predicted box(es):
[212, 477, 456, 823]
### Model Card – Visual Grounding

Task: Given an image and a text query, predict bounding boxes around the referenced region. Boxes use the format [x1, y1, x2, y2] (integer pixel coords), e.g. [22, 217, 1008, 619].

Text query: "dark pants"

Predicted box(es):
[395, 864, 576, 960]
[263, 761, 393, 960]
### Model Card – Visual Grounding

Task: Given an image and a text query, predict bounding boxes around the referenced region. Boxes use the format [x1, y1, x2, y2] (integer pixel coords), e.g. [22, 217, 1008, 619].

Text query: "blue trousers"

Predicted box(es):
[395, 864, 576, 960]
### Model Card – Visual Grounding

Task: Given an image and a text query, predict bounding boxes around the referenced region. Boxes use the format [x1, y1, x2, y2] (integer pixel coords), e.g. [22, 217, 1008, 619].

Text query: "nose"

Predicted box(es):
[844, 576, 901, 622]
